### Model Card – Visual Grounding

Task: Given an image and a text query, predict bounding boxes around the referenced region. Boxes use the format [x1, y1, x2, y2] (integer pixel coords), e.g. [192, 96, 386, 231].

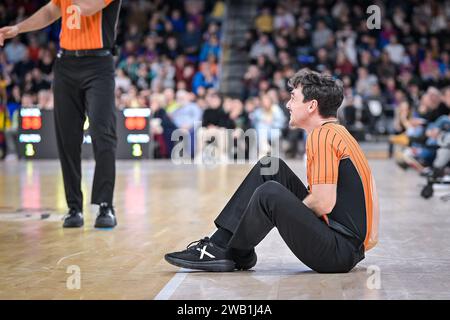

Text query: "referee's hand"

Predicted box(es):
[0, 26, 19, 47]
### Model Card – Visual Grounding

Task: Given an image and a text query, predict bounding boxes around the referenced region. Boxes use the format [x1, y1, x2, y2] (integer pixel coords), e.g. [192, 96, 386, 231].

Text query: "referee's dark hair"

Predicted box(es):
[288, 69, 344, 118]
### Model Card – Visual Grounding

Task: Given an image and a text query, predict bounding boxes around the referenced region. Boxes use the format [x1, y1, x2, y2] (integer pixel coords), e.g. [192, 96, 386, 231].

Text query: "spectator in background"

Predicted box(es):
[420, 50, 440, 83]
[376, 52, 397, 83]
[251, 93, 286, 154]
[314, 48, 333, 74]
[242, 64, 262, 99]
[31, 68, 50, 93]
[169, 9, 185, 34]
[123, 86, 141, 108]
[135, 64, 152, 91]
[312, 20, 332, 50]
[249, 33, 276, 62]
[192, 62, 218, 95]
[273, 5, 295, 31]
[202, 22, 220, 42]
[11, 50, 35, 85]
[161, 36, 182, 61]
[185, 0, 205, 30]
[142, 35, 159, 64]
[115, 68, 132, 92]
[384, 35, 406, 65]
[210, 1, 225, 22]
[4, 37, 27, 64]
[228, 98, 250, 133]
[199, 34, 221, 62]
[20, 93, 34, 108]
[149, 93, 177, 158]
[202, 92, 232, 129]
[438, 51, 450, 79]
[227, 98, 251, 160]
[27, 35, 41, 63]
[393, 100, 414, 135]
[255, 55, 275, 80]
[334, 50, 354, 77]
[151, 56, 176, 91]
[175, 54, 195, 89]
[255, 7, 273, 34]
[355, 67, 378, 97]
[0, 71, 8, 103]
[197, 92, 232, 161]
[171, 90, 203, 158]
[3, 103, 19, 161]
[118, 56, 139, 82]
[181, 20, 202, 60]
[0, 102, 9, 159]
[37, 49, 54, 79]
[421, 87, 449, 122]
[363, 84, 387, 135]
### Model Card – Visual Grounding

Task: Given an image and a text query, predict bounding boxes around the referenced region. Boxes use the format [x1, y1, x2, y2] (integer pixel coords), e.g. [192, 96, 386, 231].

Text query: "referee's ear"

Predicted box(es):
[307, 99, 319, 115]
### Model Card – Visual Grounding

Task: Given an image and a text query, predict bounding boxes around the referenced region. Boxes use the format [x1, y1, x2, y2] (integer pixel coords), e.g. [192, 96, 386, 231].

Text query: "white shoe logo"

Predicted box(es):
[197, 245, 215, 259]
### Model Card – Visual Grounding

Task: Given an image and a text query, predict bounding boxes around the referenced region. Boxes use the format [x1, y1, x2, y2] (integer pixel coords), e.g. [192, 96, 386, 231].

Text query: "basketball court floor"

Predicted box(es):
[0, 154, 449, 299]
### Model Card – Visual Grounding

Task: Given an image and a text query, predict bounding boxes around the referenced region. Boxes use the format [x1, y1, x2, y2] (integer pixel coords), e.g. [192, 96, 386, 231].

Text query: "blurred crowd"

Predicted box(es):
[390, 86, 449, 181]
[0, 0, 449, 162]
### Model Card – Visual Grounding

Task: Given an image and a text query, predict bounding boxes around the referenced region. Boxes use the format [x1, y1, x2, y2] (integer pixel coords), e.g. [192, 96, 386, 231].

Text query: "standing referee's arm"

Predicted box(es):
[0, 1, 61, 46]
[72, 0, 114, 16]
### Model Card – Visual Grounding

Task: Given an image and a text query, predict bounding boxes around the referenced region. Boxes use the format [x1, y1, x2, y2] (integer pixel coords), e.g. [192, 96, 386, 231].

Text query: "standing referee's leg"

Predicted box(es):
[53, 56, 86, 228]
[83, 55, 117, 228]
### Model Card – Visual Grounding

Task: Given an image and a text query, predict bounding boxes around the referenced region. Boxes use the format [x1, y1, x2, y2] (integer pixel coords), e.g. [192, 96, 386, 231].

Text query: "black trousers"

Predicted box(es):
[214, 156, 365, 273]
[53, 54, 117, 210]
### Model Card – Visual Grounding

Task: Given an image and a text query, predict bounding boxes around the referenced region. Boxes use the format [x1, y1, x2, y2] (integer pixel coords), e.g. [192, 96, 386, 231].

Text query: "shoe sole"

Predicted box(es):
[94, 222, 117, 228]
[165, 255, 236, 272]
[94, 219, 117, 228]
[63, 221, 84, 228]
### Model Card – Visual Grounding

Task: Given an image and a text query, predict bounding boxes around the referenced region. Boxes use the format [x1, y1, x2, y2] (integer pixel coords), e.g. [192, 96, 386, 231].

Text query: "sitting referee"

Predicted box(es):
[165, 70, 379, 273]
[0, 0, 122, 228]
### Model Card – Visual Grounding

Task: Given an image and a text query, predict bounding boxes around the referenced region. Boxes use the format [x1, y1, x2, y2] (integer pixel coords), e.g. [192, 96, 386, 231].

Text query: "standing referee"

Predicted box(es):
[0, 0, 122, 228]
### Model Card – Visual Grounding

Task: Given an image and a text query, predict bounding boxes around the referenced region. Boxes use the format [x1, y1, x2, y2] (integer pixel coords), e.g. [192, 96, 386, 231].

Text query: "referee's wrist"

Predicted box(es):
[13, 25, 21, 34]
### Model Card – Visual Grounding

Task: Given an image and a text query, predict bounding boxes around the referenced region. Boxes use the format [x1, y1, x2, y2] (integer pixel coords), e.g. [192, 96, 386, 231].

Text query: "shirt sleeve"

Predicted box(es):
[104, 0, 114, 5]
[308, 127, 345, 185]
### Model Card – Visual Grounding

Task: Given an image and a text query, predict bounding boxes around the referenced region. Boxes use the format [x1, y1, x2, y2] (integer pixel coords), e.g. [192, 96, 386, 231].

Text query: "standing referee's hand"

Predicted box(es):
[0, 26, 19, 47]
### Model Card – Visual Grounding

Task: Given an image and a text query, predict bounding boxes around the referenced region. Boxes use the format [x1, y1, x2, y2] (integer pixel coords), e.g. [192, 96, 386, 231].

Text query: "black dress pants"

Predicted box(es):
[214, 156, 364, 273]
[53, 54, 117, 211]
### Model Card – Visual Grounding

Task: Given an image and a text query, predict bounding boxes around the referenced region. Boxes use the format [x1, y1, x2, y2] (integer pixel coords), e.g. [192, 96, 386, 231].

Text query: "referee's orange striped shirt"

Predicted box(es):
[51, 0, 116, 50]
[306, 122, 379, 251]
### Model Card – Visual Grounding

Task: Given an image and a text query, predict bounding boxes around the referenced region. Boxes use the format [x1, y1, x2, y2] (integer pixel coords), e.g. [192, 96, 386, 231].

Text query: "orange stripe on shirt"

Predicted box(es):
[52, 0, 105, 50]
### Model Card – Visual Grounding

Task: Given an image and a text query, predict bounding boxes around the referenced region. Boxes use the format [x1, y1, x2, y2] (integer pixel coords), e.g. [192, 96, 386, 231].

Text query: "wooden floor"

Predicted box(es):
[0, 158, 449, 299]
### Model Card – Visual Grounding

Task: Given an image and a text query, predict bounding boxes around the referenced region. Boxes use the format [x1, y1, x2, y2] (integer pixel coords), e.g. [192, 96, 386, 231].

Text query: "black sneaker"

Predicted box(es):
[94, 204, 117, 228]
[165, 237, 236, 272]
[62, 208, 84, 228]
[232, 248, 257, 271]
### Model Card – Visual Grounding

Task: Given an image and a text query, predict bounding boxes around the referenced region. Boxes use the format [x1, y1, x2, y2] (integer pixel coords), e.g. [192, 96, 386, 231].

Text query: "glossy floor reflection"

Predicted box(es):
[0, 159, 449, 299]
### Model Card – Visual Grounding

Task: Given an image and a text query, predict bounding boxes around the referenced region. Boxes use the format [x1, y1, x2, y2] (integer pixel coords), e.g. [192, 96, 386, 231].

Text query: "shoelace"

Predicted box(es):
[186, 237, 210, 250]
[62, 209, 80, 221]
[97, 206, 114, 217]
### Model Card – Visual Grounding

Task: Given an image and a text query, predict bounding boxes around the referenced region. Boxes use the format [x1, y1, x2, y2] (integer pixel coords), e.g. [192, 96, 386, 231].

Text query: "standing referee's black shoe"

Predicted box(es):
[62, 208, 84, 228]
[94, 203, 117, 228]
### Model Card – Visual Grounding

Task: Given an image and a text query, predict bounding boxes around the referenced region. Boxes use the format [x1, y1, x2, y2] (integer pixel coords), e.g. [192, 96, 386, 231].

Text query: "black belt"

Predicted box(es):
[58, 49, 112, 57]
